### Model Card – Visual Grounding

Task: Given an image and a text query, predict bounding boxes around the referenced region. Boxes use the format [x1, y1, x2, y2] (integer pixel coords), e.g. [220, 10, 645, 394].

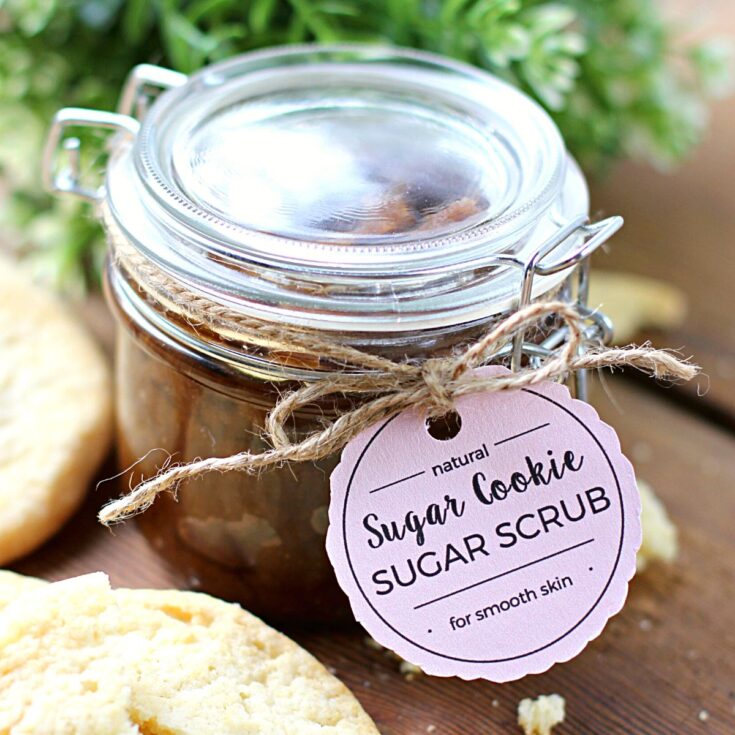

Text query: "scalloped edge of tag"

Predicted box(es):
[327, 366, 642, 682]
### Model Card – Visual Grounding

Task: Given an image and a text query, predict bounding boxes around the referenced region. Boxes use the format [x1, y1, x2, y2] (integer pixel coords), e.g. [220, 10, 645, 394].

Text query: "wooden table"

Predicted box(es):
[9, 5, 735, 731]
[13, 370, 735, 734]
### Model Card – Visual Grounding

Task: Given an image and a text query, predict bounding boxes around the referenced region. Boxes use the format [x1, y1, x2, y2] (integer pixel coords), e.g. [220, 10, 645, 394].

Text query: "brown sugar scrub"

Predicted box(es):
[108, 268, 565, 623]
[43, 46, 672, 624]
[352, 192, 484, 236]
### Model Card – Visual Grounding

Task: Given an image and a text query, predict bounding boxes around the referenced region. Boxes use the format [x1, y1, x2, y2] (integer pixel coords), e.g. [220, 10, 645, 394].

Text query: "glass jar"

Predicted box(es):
[44, 45, 620, 624]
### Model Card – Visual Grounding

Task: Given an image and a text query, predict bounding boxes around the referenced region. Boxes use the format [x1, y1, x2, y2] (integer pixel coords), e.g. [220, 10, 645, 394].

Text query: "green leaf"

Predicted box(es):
[5, 0, 58, 36]
[186, 0, 238, 25]
[311, 1, 361, 18]
[249, 0, 279, 34]
[690, 39, 733, 97]
[287, 0, 340, 42]
[161, 4, 220, 72]
[467, 0, 519, 26]
[122, 0, 156, 44]
[439, 0, 473, 25]
[523, 4, 576, 36]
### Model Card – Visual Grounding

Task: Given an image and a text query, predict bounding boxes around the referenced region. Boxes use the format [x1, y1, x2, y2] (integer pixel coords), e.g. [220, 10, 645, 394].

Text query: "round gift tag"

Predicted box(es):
[327, 367, 641, 681]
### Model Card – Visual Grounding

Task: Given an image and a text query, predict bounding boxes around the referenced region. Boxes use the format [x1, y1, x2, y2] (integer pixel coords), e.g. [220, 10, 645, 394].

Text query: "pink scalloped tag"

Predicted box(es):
[327, 366, 641, 682]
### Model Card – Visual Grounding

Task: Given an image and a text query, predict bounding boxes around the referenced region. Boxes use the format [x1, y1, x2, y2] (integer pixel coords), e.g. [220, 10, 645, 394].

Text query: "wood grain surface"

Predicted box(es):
[13, 374, 735, 735]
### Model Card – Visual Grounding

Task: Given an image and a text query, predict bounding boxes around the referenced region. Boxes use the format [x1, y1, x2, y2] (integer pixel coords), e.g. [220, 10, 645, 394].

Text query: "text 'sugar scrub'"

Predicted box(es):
[328, 367, 641, 682]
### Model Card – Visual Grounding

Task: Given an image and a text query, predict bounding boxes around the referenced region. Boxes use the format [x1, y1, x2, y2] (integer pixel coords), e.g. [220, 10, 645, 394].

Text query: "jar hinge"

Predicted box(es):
[501, 214, 623, 400]
[118, 64, 188, 119]
[42, 108, 140, 202]
[42, 65, 186, 202]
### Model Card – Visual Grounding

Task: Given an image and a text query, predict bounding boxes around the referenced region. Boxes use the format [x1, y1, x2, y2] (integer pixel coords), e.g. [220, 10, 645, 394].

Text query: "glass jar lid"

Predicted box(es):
[174, 93, 504, 243]
[94, 45, 596, 331]
[131, 45, 566, 266]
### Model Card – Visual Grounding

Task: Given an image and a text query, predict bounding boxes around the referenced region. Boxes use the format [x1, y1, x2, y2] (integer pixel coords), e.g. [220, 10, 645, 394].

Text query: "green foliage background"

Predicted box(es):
[0, 0, 730, 289]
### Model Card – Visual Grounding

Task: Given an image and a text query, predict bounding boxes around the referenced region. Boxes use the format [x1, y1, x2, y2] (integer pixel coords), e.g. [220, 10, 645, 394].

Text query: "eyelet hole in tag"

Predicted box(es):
[327, 366, 642, 682]
[426, 411, 462, 441]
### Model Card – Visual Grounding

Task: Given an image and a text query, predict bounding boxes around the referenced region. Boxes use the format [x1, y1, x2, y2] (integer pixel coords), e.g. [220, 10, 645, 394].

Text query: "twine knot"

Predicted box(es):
[421, 358, 460, 417]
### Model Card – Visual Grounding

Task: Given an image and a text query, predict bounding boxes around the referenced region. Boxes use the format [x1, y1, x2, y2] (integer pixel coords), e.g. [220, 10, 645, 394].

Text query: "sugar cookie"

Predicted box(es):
[0, 258, 112, 563]
[0, 573, 378, 734]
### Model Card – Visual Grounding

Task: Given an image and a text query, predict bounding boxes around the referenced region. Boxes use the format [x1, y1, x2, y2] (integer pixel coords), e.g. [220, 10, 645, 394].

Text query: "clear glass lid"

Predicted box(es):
[130, 45, 567, 266]
[175, 97, 501, 243]
[104, 45, 589, 330]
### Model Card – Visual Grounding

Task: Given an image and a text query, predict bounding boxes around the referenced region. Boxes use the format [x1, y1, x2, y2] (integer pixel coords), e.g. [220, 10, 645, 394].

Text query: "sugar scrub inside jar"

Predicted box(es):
[43, 45, 622, 625]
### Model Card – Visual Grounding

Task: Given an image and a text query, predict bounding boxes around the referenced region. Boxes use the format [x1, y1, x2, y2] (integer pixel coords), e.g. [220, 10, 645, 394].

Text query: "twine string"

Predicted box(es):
[99, 297, 698, 525]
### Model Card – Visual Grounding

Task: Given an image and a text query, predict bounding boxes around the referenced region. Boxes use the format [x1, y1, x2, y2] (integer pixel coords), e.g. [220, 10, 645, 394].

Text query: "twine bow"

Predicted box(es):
[99, 299, 698, 525]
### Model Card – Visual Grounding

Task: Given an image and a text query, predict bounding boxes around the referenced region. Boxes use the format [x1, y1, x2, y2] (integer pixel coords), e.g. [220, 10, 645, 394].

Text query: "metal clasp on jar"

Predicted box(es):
[489, 213, 623, 400]
[42, 64, 186, 202]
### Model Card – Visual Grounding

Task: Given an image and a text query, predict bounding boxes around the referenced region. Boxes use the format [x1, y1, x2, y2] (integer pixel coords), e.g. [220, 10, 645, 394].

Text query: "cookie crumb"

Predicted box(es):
[637, 480, 678, 572]
[639, 618, 653, 632]
[364, 637, 424, 678]
[698, 710, 710, 722]
[399, 660, 423, 679]
[426, 725, 437, 733]
[518, 694, 566, 735]
[364, 636, 384, 651]
[492, 699, 500, 708]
